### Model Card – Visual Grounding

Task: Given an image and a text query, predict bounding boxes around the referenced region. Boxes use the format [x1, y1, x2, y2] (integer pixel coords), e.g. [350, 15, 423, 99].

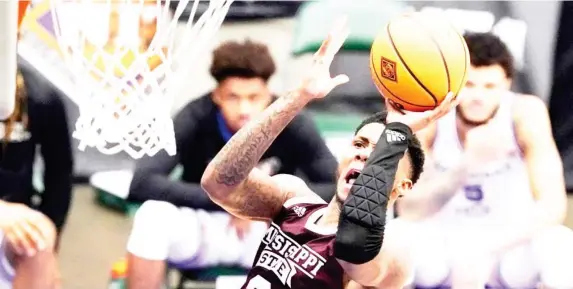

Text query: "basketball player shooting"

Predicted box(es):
[201, 18, 458, 289]
[395, 32, 573, 289]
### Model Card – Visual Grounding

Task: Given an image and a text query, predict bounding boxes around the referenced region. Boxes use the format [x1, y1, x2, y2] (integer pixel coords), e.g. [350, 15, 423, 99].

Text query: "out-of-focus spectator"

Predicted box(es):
[2, 65, 74, 245]
[124, 39, 338, 289]
[393, 32, 573, 288]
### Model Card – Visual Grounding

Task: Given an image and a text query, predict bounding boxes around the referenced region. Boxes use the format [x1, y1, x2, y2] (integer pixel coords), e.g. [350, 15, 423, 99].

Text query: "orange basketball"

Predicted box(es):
[370, 12, 470, 112]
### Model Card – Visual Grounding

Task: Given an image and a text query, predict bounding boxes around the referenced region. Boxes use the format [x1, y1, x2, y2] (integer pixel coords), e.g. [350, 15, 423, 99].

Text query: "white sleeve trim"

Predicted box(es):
[282, 195, 326, 209]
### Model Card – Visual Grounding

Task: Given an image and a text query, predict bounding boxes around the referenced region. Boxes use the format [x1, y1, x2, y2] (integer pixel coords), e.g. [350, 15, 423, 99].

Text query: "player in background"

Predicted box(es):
[200, 18, 458, 289]
[0, 3, 66, 287]
[0, 200, 60, 289]
[2, 66, 74, 249]
[0, 65, 71, 289]
[395, 32, 573, 289]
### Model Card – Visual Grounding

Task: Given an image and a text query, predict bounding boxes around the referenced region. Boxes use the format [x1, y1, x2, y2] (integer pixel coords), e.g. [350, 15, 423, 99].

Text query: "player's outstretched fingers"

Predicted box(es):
[444, 92, 461, 114]
[314, 16, 349, 64]
[385, 99, 406, 115]
[324, 18, 350, 64]
[431, 92, 457, 121]
[330, 74, 350, 88]
[314, 34, 332, 61]
[444, 91, 460, 108]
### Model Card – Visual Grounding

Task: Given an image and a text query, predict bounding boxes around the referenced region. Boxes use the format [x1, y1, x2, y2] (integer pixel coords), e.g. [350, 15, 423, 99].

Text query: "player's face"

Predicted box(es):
[336, 122, 413, 204]
[213, 77, 273, 132]
[457, 64, 511, 125]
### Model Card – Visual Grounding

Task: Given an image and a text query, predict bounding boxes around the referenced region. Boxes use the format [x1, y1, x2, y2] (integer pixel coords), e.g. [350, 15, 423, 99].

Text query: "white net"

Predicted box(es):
[50, 0, 233, 158]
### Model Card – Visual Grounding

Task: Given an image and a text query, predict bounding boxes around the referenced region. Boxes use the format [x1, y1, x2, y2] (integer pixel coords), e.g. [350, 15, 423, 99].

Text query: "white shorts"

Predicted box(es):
[388, 218, 573, 288]
[0, 231, 15, 288]
[168, 208, 268, 269]
[127, 201, 269, 269]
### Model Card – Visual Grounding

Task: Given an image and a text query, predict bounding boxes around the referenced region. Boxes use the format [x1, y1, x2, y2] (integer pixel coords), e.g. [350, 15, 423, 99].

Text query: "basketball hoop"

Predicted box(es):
[50, 0, 233, 158]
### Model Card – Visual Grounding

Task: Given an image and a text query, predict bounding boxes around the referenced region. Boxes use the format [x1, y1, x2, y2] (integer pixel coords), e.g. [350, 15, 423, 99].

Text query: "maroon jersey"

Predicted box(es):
[241, 196, 344, 289]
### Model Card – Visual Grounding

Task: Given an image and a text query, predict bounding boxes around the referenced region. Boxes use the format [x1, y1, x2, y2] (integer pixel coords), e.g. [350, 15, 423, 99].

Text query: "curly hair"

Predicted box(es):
[464, 32, 514, 78]
[354, 111, 425, 184]
[210, 39, 276, 83]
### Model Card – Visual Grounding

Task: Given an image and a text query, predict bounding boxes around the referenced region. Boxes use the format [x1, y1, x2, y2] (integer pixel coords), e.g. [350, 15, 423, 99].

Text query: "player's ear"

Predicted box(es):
[212, 87, 222, 105]
[393, 179, 412, 198]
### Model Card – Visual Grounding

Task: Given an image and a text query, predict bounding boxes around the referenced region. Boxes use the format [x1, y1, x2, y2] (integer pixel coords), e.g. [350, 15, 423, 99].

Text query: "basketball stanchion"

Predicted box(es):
[50, 0, 233, 158]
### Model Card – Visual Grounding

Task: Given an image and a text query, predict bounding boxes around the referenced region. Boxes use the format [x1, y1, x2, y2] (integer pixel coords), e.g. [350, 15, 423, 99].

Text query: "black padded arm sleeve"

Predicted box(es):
[334, 122, 412, 264]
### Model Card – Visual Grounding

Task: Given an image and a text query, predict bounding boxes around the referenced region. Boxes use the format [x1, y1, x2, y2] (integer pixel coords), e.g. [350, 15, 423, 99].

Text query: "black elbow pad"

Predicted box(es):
[334, 122, 412, 264]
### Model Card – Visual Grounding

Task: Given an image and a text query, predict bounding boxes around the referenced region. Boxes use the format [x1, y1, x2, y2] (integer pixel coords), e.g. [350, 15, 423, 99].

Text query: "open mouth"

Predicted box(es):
[344, 169, 361, 184]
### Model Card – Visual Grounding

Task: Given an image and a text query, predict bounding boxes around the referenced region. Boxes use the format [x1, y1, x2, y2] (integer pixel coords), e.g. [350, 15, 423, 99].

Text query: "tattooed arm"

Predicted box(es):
[201, 18, 350, 221]
[201, 91, 317, 221]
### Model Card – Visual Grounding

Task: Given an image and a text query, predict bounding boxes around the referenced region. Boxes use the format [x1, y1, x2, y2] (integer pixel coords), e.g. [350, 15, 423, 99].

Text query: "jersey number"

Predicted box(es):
[246, 275, 271, 289]
[463, 185, 484, 201]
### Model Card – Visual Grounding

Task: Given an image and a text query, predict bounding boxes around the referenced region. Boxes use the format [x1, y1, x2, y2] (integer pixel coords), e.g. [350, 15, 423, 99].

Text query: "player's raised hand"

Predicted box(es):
[300, 17, 350, 98]
[386, 92, 459, 132]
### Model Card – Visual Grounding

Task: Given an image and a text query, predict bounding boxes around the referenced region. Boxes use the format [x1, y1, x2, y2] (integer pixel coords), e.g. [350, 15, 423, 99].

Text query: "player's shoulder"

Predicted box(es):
[173, 93, 217, 130]
[272, 174, 327, 208]
[510, 94, 554, 150]
[512, 94, 549, 120]
[180, 94, 215, 115]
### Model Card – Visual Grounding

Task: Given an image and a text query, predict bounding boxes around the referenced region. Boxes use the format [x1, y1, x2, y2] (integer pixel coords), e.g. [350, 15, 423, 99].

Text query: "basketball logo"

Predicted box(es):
[380, 57, 397, 82]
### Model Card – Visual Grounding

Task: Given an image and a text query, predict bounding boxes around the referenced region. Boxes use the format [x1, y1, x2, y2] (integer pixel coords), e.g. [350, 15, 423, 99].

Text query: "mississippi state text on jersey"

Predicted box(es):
[241, 196, 344, 289]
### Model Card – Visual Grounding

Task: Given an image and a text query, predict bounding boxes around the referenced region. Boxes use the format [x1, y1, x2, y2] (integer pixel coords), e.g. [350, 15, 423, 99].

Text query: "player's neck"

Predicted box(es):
[455, 117, 480, 146]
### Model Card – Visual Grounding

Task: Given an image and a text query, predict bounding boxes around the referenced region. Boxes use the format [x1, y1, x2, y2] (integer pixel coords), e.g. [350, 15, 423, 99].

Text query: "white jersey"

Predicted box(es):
[430, 93, 535, 228]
